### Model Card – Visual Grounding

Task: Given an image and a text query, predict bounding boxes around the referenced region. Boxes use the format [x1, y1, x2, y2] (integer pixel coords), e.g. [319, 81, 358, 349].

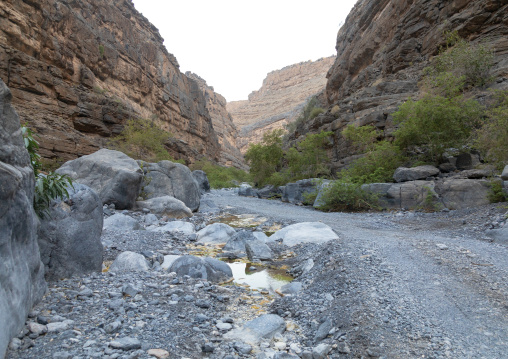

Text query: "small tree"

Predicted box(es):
[244, 129, 285, 186]
[286, 131, 333, 180]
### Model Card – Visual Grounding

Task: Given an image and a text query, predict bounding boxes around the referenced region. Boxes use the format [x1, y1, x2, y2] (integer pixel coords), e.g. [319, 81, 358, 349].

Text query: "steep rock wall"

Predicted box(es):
[0, 0, 221, 164]
[292, 0, 508, 170]
[185, 72, 247, 169]
[228, 57, 335, 153]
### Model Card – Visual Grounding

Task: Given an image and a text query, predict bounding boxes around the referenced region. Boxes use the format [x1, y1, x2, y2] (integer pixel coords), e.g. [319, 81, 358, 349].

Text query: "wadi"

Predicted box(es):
[1, 1, 508, 359]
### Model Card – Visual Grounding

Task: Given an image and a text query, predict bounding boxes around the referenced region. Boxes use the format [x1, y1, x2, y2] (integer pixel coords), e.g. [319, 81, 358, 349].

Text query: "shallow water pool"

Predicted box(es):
[227, 262, 292, 293]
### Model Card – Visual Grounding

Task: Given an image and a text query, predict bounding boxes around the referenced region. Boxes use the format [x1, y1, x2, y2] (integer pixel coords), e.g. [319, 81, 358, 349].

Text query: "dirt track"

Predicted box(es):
[211, 189, 508, 358]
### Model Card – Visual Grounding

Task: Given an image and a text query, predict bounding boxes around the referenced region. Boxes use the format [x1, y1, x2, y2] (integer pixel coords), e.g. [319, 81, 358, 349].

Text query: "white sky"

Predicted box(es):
[131, 0, 357, 102]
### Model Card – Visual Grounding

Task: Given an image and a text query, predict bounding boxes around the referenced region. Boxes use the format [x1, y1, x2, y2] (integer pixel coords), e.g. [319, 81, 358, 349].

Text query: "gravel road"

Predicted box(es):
[210, 189, 508, 358]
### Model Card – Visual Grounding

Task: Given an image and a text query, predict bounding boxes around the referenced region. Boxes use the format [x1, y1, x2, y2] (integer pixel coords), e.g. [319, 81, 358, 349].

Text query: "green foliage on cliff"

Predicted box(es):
[244, 129, 285, 187]
[22, 125, 73, 218]
[286, 96, 325, 134]
[108, 118, 181, 163]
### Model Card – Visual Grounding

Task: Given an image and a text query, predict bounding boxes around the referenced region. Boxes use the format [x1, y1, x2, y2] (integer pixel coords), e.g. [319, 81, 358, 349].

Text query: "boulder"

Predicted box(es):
[222, 230, 257, 258]
[435, 179, 490, 209]
[225, 314, 286, 345]
[136, 196, 192, 218]
[393, 165, 440, 183]
[103, 213, 141, 231]
[197, 223, 236, 244]
[256, 185, 281, 199]
[38, 183, 103, 280]
[365, 181, 441, 210]
[501, 165, 508, 180]
[192, 170, 210, 195]
[139, 160, 200, 212]
[455, 152, 481, 170]
[312, 180, 332, 208]
[282, 179, 319, 205]
[109, 251, 150, 272]
[485, 226, 508, 245]
[0, 79, 46, 357]
[150, 221, 195, 235]
[252, 231, 271, 243]
[245, 241, 273, 261]
[270, 222, 339, 247]
[56, 149, 143, 210]
[238, 183, 258, 197]
[279, 281, 303, 296]
[169, 255, 233, 282]
[161, 255, 181, 270]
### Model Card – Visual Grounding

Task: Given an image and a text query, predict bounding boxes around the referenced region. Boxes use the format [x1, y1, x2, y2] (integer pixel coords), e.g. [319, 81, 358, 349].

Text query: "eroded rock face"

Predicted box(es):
[186, 73, 246, 169]
[0, 79, 46, 358]
[0, 0, 221, 164]
[292, 0, 508, 170]
[227, 57, 335, 153]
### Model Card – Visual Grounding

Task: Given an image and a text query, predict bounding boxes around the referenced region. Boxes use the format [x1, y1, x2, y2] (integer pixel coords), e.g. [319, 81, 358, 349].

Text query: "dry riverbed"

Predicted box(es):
[6, 189, 508, 359]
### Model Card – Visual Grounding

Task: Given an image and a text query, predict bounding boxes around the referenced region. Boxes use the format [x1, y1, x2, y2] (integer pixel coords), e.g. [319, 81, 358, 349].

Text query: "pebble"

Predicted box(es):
[147, 348, 170, 358]
[109, 337, 142, 351]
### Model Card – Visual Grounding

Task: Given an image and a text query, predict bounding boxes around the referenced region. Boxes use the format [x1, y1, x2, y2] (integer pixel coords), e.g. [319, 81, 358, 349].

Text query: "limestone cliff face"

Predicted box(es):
[292, 0, 508, 170]
[0, 0, 221, 164]
[227, 57, 335, 152]
[185, 72, 246, 169]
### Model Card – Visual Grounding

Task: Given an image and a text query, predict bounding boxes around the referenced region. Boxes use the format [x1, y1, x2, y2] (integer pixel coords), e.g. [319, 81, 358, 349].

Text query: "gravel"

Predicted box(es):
[6, 189, 508, 358]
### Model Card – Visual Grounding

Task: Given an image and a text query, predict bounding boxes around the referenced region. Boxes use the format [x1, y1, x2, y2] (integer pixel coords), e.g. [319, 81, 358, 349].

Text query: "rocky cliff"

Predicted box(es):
[0, 0, 222, 164]
[185, 72, 247, 169]
[291, 0, 508, 170]
[227, 57, 335, 153]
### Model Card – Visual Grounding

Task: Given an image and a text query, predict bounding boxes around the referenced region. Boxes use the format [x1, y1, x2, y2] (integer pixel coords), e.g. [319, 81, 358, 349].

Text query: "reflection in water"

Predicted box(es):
[228, 262, 292, 293]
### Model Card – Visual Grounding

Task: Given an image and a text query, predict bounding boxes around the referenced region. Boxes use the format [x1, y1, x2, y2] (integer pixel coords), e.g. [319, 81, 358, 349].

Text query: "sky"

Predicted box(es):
[131, 0, 358, 102]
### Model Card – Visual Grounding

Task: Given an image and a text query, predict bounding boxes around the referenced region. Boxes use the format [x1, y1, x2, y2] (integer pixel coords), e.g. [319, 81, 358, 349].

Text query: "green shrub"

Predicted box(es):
[309, 107, 325, 120]
[487, 179, 507, 203]
[425, 31, 494, 92]
[286, 96, 322, 133]
[286, 131, 333, 181]
[393, 95, 484, 163]
[475, 90, 508, 168]
[342, 141, 404, 184]
[245, 129, 284, 187]
[108, 118, 180, 163]
[316, 179, 379, 212]
[22, 125, 73, 218]
[190, 160, 250, 189]
[342, 124, 379, 153]
[99, 44, 105, 58]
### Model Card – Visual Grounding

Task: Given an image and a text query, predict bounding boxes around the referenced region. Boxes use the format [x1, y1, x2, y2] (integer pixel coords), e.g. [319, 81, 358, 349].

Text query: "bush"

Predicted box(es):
[316, 179, 379, 212]
[286, 96, 323, 134]
[343, 141, 404, 184]
[309, 107, 325, 120]
[424, 31, 494, 93]
[245, 129, 285, 187]
[22, 125, 73, 218]
[487, 179, 507, 203]
[190, 160, 250, 189]
[286, 131, 333, 180]
[342, 124, 379, 153]
[108, 118, 181, 163]
[475, 90, 508, 168]
[393, 95, 484, 163]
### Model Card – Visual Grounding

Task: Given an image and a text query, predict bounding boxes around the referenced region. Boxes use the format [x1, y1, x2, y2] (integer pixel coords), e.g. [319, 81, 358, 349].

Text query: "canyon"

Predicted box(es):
[227, 57, 334, 153]
[0, 0, 234, 165]
[289, 0, 508, 171]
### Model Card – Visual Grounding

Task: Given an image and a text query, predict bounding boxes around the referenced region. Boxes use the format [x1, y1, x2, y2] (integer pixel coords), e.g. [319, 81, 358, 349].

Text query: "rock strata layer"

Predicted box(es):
[227, 57, 335, 153]
[292, 0, 508, 170]
[0, 0, 222, 164]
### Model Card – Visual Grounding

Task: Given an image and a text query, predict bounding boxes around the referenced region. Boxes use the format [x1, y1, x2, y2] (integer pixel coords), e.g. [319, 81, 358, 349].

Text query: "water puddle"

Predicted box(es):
[227, 262, 292, 294]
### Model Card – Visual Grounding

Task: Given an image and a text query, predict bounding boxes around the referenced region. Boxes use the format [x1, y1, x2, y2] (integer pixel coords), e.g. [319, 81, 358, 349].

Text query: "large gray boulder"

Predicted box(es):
[363, 181, 441, 210]
[282, 179, 319, 205]
[225, 314, 286, 345]
[197, 223, 237, 244]
[256, 185, 281, 199]
[56, 149, 143, 210]
[270, 222, 339, 247]
[238, 183, 258, 197]
[38, 183, 103, 280]
[103, 213, 141, 231]
[0, 80, 46, 358]
[393, 165, 440, 183]
[245, 240, 273, 261]
[139, 160, 200, 212]
[109, 251, 150, 272]
[169, 255, 233, 282]
[435, 179, 490, 209]
[501, 165, 508, 180]
[136, 196, 192, 218]
[192, 170, 210, 195]
[222, 230, 257, 258]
